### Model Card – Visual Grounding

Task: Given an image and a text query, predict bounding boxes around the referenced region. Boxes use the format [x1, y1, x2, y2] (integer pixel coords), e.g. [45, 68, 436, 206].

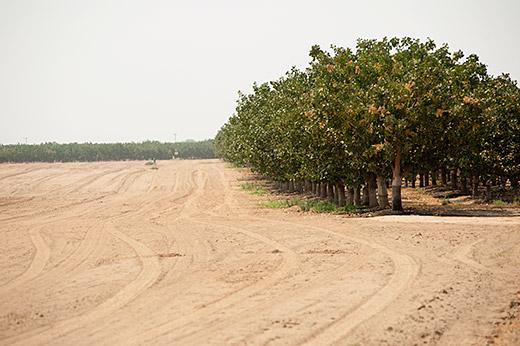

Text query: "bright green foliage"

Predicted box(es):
[260, 197, 356, 214]
[240, 182, 268, 195]
[259, 199, 294, 209]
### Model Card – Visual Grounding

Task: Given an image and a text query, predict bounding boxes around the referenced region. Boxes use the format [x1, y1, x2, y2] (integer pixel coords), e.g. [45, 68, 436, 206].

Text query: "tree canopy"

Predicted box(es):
[216, 37, 520, 211]
[0, 140, 216, 162]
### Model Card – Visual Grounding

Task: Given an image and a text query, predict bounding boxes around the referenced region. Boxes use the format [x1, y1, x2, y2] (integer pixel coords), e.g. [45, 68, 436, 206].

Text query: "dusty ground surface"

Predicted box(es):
[0, 160, 519, 346]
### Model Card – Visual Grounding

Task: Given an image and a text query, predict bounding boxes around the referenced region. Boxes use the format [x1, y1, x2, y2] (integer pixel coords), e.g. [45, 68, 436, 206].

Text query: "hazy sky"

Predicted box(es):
[1, 0, 519, 144]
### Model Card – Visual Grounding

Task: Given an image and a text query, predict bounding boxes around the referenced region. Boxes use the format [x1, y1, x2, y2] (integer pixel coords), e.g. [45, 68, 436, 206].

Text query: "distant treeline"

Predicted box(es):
[0, 140, 215, 163]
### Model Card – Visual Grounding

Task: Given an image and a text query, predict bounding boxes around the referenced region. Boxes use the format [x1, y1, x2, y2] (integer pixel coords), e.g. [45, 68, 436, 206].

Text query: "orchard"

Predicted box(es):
[216, 37, 520, 211]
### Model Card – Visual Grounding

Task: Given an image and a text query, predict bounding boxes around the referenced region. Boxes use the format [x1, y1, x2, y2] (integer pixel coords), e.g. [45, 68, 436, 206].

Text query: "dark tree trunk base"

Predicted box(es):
[368, 174, 378, 207]
[441, 167, 447, 185]
[354, 186, 361, 206]
[336, 182, 346, 207]
[320, 182, 327, 199]
[377, 176, 389, 208]
[327, 183, 335, 202]
[346, 187, 354, 205]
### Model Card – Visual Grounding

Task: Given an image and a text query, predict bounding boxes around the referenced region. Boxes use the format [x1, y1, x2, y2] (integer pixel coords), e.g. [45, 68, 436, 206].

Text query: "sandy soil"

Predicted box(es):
[0, 160, 519, 345]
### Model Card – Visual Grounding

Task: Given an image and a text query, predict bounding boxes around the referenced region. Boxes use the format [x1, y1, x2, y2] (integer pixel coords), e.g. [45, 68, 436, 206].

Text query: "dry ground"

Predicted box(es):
[0, 160, 519, 345]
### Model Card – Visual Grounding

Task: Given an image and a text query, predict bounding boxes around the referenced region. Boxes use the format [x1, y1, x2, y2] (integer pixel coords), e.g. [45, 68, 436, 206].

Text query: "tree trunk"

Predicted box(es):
[368, 173, 378, 207]
[354, 185, 361, 206]
[288, 180, 295, 193]
[405, 178, 409, 188]
[471, 176, 479, 197]
[320, 182, 327, 198]
[327, 182, 335, 202]
[500, 176, 507, 191]
[485, 181, 492, 201]
[424, 172, 429, 186]
[411, 173, 416, 188]
[451, 169, 458, 189]
[362, 184, 369, 206]
[335, 182, 346, 207]
[419, 173, 424, 188]
[461, 176, 469, 195]
[305, 180, 312, 194]
[377, 175, 389, 208]
[441, 167, 447, 185]
[392, 150, 403, 211]
[431, 170, 437, 186]
[346, 187, 354, 205]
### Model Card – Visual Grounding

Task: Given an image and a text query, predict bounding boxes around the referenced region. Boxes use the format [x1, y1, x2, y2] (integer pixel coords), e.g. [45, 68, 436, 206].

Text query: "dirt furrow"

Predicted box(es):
[452, 238, 488, 272]
[0, 228, 50, 295]
[7, 223, 161, 346]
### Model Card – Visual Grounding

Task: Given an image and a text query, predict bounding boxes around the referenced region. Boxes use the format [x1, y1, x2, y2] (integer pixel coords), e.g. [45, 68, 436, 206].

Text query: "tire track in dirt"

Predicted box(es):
[168, 170, 180, 193]
[3, 164, 179, 340]
[105, 218, 301, 345]
[0, 228, 50, 295]
[43, 164, 217, 344]
[253, 218, 419, 345]
[0, 167, 161, 341]
[0, 193, 105, 224]
[0, 166, 156, 316]
[8, 170, 71, 195]
[452, 239, 488, 272]
[0, 177, 161, 302]
[170, 165, 407, 343]
[66, 166, 132, 194]
[4, 164, 201, 344]
[39, 168, 175, 282]
[0, 167, 45, 182]
[0, 164, 199, 322]
[146, 172, 198, 222]
[37, 166, 182, 284]
[80, 167, 225, 344]
[178, 224, 369, 344]
[149, 164, 395, 344]
[209, 165, 235, 215]
[10, 226, 106, 295]
[172, 164, 420, 345]
[0, 196, 34, 208]
[0, 168, 145, 224]
[7, 222, 162, 346]
[0, 182, 125, 293]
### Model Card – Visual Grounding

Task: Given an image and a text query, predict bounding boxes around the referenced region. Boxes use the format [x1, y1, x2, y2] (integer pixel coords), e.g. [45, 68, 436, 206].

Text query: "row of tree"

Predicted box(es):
[215, 37, 520, 211]
[0, 140, 215, 162]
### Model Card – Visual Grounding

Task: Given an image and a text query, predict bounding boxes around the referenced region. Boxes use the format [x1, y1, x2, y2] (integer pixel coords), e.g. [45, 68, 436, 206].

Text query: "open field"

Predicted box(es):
[0, 160, 519, 345]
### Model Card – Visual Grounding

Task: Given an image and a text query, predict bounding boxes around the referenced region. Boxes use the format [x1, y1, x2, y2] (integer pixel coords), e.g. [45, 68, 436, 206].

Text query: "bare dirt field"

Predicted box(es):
[0, 160, 519, 345]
